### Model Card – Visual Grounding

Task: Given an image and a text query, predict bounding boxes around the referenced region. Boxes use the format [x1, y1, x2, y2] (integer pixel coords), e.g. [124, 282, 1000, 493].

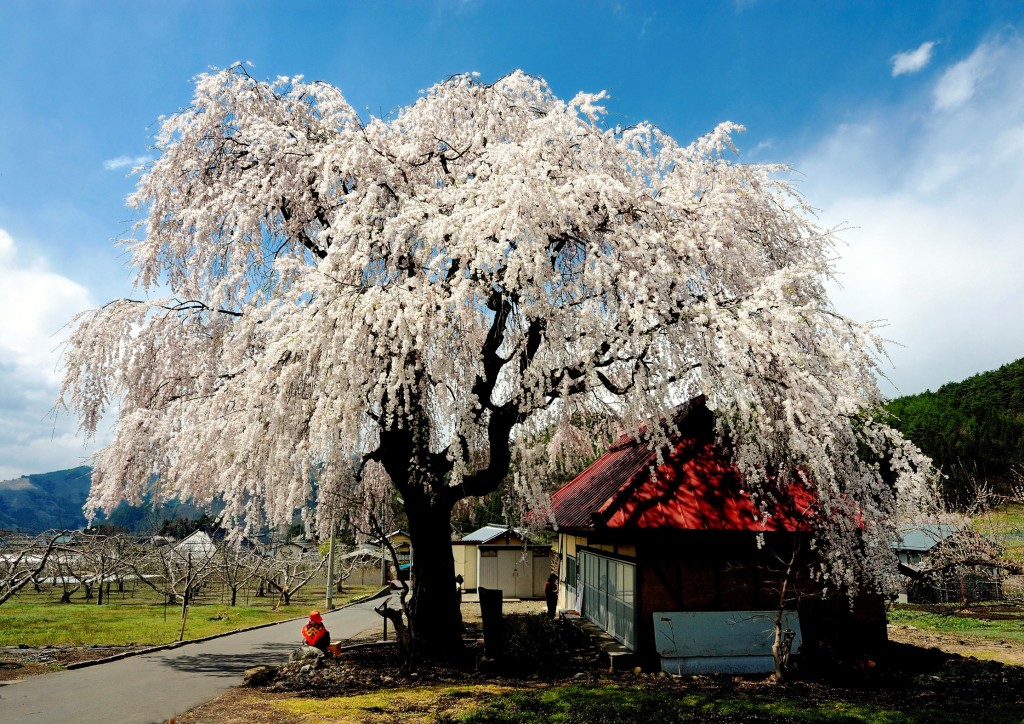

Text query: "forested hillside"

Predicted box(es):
[0, 467, 92, 532]
[0, 467, 208, 534]
[886, 358, 1024, 502]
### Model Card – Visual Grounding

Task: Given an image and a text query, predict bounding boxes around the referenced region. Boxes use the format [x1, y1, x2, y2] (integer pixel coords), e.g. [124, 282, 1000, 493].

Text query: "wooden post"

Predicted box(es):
[478, 587, 504, 660]
[325, 519, 336, 610]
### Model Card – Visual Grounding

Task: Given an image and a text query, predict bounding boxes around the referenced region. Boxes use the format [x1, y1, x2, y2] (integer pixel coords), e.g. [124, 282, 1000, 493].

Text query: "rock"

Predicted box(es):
[299, 664, 311, 674]
[243, 665, 277, 686]
[289, 645, 325, 663]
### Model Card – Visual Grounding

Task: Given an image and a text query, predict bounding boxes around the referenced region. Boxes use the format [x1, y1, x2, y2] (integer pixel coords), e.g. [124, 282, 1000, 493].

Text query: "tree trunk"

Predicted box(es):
[405, 498, 463, 658]
[771, 539, 800, 682]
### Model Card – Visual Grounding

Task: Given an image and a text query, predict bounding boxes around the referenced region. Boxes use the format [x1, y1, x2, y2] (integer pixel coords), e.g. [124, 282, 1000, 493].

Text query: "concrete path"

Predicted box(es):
[0, 596, 390, 724]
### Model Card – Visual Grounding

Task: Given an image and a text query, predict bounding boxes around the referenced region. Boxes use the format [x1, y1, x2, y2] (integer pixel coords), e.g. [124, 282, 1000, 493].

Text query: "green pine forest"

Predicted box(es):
[885, 357, 1024, 503]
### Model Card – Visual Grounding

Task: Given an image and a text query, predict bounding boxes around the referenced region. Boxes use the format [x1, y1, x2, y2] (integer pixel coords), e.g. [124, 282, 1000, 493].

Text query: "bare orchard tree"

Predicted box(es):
[264, 544, 327, 608]
[214, 540, 266, 606]
[126, 536, 219, 613]
[0, 531, 65, 606]
[46, 541, 86, 603]
[60, 67, 934, 656]
[69, 533, 137, 605]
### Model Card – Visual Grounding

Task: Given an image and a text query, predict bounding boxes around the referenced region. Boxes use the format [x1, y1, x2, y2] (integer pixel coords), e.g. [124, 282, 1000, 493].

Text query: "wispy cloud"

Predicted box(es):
[799, 34, 1024, 395]
[891, 40, 937, 77]
[102, 154, 151, 171]
[638, 13, 655, 38]
[933, 40, 1000, 111]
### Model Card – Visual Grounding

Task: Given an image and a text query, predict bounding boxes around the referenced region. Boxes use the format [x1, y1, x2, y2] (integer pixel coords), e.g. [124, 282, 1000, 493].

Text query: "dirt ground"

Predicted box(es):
[0, 644, 149, 681]
[887, 624, 1024, 665]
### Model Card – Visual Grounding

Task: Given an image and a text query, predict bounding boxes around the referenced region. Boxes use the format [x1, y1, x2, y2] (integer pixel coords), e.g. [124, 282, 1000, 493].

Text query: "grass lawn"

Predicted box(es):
[0, 583, 380, 647]
[973, 502, 1024, 563]
[454, 684, 914, 723]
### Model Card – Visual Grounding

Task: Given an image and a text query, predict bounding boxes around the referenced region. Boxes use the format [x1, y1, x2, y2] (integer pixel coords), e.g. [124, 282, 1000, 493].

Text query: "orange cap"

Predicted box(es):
[309, 610, 322, 623]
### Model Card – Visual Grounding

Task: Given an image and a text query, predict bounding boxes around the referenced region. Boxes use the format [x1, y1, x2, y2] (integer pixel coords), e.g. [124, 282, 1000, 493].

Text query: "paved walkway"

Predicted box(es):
[0, 596, 389, 724]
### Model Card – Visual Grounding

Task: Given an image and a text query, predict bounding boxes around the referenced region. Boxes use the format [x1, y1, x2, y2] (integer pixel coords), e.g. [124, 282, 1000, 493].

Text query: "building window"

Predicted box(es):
[579, 550, 635, 650]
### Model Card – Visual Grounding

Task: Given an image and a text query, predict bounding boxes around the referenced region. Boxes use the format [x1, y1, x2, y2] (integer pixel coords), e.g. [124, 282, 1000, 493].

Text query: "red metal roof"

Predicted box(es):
[550, 398, 816, 533]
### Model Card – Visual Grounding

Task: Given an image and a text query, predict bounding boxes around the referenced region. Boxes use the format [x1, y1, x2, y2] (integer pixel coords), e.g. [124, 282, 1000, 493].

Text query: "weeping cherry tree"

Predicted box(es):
[61, 67, 932, 656]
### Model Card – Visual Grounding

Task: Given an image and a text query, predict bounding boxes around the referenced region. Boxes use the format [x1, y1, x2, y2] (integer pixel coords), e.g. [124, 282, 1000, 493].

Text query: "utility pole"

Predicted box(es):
[380, 499, 387, 586]
[325, 519, 336, 610]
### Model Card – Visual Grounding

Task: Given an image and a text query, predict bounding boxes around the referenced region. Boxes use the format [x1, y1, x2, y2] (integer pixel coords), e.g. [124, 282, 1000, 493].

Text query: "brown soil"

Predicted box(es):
[0, 644, 149, 681]
[887, 623, 1024, 665]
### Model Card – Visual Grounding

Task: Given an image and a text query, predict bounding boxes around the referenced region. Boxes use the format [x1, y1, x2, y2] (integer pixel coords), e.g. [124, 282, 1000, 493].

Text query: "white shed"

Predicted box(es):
[452, 525, 550, 597]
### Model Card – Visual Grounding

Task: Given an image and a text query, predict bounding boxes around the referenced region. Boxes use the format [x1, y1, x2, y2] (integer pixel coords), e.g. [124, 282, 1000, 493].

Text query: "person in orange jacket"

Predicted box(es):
[301, 610, 330, 652]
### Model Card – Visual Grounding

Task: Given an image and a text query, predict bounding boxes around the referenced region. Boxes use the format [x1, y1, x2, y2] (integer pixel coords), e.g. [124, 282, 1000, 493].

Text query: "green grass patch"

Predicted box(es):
[0, 584, 379, 647]
[273, 685, 516, 723]
[455, 685, 913, 724]
[972, 502, 1024, 561]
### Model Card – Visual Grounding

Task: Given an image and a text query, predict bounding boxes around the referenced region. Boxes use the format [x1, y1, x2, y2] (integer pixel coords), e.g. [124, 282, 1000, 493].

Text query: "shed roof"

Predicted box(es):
[458, 525, 525, 544]
[550, 397, 816, 533]
[894, 524, 958, 552]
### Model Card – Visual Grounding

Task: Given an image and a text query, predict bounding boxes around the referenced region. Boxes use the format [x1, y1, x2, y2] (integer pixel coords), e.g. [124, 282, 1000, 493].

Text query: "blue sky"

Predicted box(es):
[2, 0, 1023, 478]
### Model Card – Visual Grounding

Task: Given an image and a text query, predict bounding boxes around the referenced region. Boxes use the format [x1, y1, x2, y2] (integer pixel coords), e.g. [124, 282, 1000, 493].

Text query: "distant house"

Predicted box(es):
[548, 397, 887, 674]
[336, 544, 386, 586]
[371, 530, 413, 580]
[452, 524, 551, 597]
[267, 538, 311, 561]
[895, 524, 1004, 603]
[894, 524, 957, 568]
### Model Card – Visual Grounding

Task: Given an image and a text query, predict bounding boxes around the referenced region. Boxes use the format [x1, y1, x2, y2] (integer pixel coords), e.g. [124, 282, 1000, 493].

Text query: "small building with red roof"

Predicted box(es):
[549, 396, 886, 673]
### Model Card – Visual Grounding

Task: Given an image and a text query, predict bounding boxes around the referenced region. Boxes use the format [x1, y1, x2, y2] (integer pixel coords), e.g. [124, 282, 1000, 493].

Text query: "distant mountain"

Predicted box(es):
[886, 357, 1024, 502]
[0, 466, 93, 532]
[0, 467, 209, 534]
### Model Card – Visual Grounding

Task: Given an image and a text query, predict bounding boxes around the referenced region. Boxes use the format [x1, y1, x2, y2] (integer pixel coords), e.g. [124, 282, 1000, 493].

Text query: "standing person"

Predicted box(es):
[544, 573, 559, 619]
[301, 610, 331, 652]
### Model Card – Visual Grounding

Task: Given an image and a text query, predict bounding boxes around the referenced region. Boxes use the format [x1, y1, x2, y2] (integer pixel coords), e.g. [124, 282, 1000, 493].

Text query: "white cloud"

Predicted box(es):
[0, 229, 100, 478]
[102, 154, 151, 171]
[798, 35, 1024, 396]
[933, 40, 1002, 111]
[891, 41, 936, 77]
[0, 229, 93, 379]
